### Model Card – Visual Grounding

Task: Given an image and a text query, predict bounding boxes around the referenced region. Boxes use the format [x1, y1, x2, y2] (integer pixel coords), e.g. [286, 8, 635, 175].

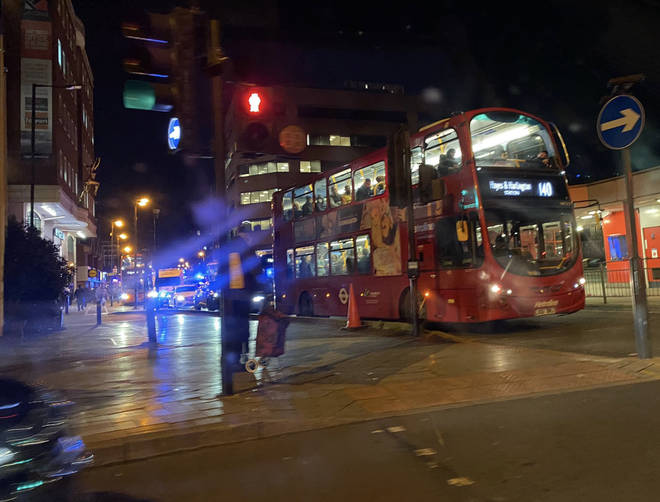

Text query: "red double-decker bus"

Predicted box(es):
[272, 108, 585, 322]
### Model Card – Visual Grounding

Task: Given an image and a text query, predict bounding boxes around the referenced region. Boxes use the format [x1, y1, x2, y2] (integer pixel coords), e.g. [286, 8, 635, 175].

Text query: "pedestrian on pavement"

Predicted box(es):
[74, 285, 86, 311]
[219, 236, 261, 396]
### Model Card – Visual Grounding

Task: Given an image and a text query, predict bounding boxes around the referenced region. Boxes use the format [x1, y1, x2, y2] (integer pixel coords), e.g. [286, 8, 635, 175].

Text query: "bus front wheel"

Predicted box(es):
[299, 292, 314, 317]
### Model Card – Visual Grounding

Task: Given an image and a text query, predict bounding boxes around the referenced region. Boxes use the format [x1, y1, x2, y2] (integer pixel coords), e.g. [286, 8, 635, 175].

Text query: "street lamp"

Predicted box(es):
[30, 83, 82, 228]
[110, 219, 125, 272]
[133, 197, 150, 308]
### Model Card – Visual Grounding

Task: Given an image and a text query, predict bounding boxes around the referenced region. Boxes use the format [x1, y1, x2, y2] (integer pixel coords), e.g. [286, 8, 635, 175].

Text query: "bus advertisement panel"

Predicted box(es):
[272, 107, 585, 323]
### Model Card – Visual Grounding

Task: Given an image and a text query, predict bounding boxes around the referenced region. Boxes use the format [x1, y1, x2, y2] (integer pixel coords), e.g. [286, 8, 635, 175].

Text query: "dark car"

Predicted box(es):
[0, 378, 93, 500]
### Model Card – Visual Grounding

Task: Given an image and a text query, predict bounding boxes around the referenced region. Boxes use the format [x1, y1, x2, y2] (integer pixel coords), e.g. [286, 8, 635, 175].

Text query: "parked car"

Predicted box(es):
[0, 378, 93, 500]
[173, 285, 197, 308]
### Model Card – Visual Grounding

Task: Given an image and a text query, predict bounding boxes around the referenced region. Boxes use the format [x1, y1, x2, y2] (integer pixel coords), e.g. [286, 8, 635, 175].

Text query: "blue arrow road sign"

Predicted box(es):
[597, 94, 644, 150]
[167, 117, 181, 150]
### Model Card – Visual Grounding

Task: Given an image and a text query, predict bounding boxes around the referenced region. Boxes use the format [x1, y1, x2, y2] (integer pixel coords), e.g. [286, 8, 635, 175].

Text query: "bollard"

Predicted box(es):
[146, 298, 157, 343]
[96, 301, 102, 325]
[599, 262, 608, 304]
[64, 295, 69, 315]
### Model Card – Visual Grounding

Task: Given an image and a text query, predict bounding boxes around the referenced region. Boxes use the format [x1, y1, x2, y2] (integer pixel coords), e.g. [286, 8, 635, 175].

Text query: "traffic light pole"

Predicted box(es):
[622, 148, 651, 358]
[403, 136, 420, 338]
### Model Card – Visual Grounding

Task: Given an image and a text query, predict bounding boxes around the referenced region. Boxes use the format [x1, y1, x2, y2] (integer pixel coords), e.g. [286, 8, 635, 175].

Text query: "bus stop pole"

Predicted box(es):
[402, 132, 420, 337]
[622, 148, 651, 358]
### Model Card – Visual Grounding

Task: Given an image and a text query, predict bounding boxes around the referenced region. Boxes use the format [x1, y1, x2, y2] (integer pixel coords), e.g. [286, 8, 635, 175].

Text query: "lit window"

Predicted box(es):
[354, 161, 386, 201]
[300, 161, 321, 173]
[240, 189, 277, 205]
[239, 162, 289, 177]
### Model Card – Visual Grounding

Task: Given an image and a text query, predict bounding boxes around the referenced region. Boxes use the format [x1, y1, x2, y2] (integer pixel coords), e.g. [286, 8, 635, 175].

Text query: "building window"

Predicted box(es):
[240, 189, 277, 205]
[239, 161, 288, 177]
[608, 235, 628, 261]
[239, 219, 272, 232]
[300, 161, 321, 173]
[26, 210, 42, 235]
[307, 134, 386, 148]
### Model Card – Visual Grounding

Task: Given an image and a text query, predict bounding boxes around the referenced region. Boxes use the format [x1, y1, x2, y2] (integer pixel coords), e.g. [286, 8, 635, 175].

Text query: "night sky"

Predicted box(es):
[72, 0, 660, 252]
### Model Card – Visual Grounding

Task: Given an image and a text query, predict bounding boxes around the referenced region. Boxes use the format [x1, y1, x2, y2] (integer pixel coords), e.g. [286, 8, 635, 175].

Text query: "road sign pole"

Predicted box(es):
[622, 148, 651, 358]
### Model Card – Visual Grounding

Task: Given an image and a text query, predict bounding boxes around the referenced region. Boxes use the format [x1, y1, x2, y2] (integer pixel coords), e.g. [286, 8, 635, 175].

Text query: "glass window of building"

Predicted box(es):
[354, 161, 386, 201]
[329, 135, 351, 146]
[283, 190, 293, 221]
[314, 178, 327, 212]
[239, 162, 289, 177]
[300, 160, 321, 173]
[330, 238, 355, 275]
[424, 128, 462, 176]
[295, 245, 316, 278]
[328, 168, 352, 208]
[316, 243, 329, 276]
[355, 235, 372, 274]
[294, 184, 314, 218]
[240, 189, 277, 205]
[240, 219, 272, 232]
[26, 210, 42, 235]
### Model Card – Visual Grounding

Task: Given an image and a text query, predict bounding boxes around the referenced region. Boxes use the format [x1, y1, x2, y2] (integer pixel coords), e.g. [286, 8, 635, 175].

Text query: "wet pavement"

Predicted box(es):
[1, 306, 659, 467]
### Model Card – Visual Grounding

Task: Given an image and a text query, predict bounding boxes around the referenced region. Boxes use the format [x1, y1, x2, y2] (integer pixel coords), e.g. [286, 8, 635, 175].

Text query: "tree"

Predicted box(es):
[4, 217, 72, 306]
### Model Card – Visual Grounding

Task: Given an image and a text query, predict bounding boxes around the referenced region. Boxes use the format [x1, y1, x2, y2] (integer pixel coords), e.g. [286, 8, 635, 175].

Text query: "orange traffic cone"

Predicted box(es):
[342, 283, 365, 330]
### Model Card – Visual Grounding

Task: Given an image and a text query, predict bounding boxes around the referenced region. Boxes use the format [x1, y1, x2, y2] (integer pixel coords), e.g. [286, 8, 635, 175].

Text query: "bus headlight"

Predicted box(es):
[252, 295, 265, 303]
[120, 293, 129, 300]
[506, 289, 513, 295]
[147, 290, 158, 298]
[579, 277, 586, 285]
[490, 284, 502, 294]
[176, 295, 185, 302]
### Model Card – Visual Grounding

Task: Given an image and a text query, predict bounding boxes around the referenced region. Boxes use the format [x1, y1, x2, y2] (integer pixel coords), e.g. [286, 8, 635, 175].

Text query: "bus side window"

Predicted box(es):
[411, 147, 423, 185]
[316, 243, 329, 276]
[295, 245, 316, 278]
[283, 191, 293, 221]
[328, 168, 352, 208]
[330, 238, 355, 275]
[425, 128, 462, 176]
[315, 178, 327, 212]
[355, 234, 371, 274]
[354, 161, 386, 201]
[294, 185, 314, 219]
[286, 249, 294, 278]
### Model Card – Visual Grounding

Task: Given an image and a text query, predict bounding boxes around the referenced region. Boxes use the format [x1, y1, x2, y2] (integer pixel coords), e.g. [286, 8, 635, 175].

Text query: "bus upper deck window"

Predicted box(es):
[354, 161, 386, 201]
[283, 191, 293, 221]
[424, 129, 462, 176]
[329, 169, 352, 207]
[315, 178, 327, 212]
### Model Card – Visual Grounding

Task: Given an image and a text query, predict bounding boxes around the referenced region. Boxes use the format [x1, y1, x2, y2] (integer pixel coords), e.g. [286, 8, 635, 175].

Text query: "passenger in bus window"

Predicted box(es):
[375, 176, 386, 195]
[356, 178, 372, 201]
[357, 248, 370, 274]
[536, 150, 551, 168]
[300, 255, 313, 278]
[302, 196, 313, 216]
[341, 185, 352, 205]
[329, 186, 342, 207]
[294, 201, 303, 219]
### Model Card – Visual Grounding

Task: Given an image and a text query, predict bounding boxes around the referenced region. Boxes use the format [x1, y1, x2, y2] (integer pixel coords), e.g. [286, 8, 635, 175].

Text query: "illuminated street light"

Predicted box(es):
[114, 219, 124, 228]
[137, 197, 150, 207]
[119, 233, 128, 240]
[179, 258, 185, 263]
[198, 251, 205, 258]
[123, 246, 132, 254]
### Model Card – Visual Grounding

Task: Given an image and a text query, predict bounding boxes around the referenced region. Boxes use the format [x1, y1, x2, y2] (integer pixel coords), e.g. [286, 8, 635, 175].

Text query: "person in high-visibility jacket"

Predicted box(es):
[219, 236, 261, 396]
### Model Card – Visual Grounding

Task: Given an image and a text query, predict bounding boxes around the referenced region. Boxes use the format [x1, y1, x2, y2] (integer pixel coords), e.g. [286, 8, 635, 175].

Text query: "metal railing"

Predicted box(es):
[583, 259, 660, 301]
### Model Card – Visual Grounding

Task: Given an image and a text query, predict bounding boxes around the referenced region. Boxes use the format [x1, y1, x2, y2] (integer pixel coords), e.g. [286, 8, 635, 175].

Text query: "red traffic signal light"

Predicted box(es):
[248, 92, 262, 113]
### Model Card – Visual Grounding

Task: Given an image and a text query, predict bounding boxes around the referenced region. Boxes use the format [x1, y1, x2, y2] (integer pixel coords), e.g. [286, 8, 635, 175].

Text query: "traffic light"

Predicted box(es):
[235, 86, 275, 153]
[121, 8, 212, 154]
[121, 14, 176, 113]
